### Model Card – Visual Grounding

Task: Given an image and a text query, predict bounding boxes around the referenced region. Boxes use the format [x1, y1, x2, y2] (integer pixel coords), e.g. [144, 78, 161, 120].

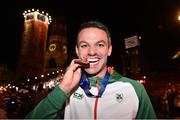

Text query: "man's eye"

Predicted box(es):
[98, 44, 105, 47]
[80, 44, 88, 48]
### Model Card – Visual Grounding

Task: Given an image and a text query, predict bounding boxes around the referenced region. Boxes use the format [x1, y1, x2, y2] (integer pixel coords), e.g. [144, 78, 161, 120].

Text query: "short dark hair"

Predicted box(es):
[76, 21, 111, 45]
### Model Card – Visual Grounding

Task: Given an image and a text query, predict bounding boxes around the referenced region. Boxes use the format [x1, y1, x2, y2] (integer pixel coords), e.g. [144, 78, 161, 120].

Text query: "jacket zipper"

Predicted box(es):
[94, 80, 100, 120]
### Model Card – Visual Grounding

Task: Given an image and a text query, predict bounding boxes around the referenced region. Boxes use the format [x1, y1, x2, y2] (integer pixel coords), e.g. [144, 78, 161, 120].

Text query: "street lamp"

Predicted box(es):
[178, 10, 180, 22]
[178, 15, 180, 21]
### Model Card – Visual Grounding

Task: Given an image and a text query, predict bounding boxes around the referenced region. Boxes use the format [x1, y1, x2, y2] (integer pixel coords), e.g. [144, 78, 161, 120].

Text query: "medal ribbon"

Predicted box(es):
[79, 70, 110, 97]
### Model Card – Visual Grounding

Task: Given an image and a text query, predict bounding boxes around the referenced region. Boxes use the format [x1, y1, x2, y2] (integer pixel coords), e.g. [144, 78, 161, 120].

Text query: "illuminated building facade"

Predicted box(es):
[45, 17, 68, 73]
[122, 35, 145, 79]
[17, 9, 52, 81]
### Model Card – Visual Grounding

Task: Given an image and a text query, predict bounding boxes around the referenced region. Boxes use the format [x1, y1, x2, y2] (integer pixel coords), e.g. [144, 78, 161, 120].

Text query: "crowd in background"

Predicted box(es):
[0, 83, 51, 119]
[0, 82, 180, 119]
[159, 84, 180, 118]
[150, 83, 180, 119]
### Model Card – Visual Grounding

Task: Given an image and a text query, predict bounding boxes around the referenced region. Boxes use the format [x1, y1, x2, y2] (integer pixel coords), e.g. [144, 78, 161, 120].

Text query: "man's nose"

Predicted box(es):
[88, 46, 97, 56]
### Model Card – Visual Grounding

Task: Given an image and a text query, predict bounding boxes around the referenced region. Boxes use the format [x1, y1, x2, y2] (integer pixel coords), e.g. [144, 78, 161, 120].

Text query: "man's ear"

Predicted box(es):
[108, 45, 112, 56]
[75, 45, 79, 58]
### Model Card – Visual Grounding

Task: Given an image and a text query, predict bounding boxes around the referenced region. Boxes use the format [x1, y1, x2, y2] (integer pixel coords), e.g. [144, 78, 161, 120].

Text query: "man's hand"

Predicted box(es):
[59, 59, 88, 95]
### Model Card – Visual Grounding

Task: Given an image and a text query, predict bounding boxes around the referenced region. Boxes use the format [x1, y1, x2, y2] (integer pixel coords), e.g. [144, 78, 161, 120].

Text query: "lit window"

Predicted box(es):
[37, 14, 45, 22]
[26, 15, 34, 20]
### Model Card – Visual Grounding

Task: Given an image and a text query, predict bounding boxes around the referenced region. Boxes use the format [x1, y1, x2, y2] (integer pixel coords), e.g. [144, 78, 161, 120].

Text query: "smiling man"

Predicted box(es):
[25, 21, 156, 119]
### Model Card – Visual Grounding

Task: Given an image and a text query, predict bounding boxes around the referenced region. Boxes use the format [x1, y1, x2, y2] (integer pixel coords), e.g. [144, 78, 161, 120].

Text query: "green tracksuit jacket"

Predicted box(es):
[25, 70, 156, 119]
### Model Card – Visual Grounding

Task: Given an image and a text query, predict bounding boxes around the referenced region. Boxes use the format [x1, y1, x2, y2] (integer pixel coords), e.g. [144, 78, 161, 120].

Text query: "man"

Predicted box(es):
[25, 21, 156, 119]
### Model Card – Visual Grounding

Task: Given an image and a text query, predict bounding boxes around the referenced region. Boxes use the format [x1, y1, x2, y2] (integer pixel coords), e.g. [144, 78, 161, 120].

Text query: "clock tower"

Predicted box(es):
[45, 17, 68, 72]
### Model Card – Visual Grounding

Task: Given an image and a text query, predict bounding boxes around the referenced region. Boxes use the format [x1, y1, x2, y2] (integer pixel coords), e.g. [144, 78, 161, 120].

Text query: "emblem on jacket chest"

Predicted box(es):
[116, 93, 124, 103]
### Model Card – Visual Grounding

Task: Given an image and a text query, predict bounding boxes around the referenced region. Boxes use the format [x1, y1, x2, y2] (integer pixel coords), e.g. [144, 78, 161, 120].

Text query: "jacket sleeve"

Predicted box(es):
[136, 85, 157, 119]
[25, 85, 68, 119]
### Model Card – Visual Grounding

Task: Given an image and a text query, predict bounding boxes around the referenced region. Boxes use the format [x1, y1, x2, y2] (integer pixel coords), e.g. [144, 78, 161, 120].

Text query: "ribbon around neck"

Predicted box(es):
[79, 70, 110, 97]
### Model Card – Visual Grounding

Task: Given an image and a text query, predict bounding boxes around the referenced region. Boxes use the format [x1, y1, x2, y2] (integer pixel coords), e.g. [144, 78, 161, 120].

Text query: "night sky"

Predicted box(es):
[1, 0, 180, 73]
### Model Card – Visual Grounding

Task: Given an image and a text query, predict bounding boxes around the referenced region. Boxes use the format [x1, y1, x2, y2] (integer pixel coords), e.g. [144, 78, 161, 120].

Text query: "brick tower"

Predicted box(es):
[17, 9, 52, 81]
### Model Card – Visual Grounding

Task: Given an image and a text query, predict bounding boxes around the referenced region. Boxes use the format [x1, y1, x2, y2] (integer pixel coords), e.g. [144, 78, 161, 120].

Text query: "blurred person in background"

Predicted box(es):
[0, 90, 8, 119]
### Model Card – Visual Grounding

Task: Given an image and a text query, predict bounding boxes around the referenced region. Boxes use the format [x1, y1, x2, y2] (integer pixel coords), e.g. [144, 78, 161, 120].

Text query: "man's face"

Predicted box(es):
[76, 27, 112, 76]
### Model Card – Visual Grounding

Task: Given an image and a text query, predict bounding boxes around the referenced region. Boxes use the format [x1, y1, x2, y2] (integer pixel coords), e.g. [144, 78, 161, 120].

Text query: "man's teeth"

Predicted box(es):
[88, 59, 99, 63]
